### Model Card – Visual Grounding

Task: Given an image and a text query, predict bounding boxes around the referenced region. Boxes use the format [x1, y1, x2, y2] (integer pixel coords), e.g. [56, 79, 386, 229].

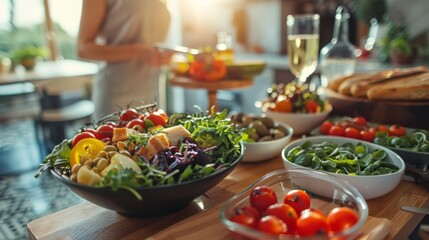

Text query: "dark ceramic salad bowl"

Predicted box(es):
[50, 142, 244, 218]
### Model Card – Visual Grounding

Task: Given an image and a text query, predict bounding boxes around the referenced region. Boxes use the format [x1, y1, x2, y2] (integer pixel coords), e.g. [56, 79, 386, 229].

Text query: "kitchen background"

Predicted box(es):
[0, 0, 429, 239]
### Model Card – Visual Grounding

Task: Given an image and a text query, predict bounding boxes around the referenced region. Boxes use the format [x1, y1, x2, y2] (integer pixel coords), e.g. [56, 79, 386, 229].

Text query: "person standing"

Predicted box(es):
[77, 0, 171, 119]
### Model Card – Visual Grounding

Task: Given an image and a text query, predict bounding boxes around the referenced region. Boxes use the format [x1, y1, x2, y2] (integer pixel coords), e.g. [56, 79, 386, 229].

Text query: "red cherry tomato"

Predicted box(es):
[104, 121, 118, 128]
[120, 108, 140, 121]
[250, 186, 278, 212]
[369, 127, 378, 135]
[360, 130, 375, 142]
[320, 120, 334, 135]
[72, 132, 96, 147]
[274, 98, 293, 112]
[301, 208, 326, 218]
[84, 128, 97, 136]
[265, 203, 298, 234]
[96, 124, 115, 140]
[328, 125, 345, 136]
[283, 190, 311, 215]
[230, 213, 257, 229]
[238, 206, 262, 221]
[146, 111, 168, 127]
[296, 209, 329, 237]
[344, 127, 361, 139]
[377, 125, 389, 134]
[257, 215, 288, 235]
[126, 118, 146, 132]
[327, 207, 359, 234]
[156, 108, 168, 120]
[352, 117, 367, 126]
[388, 125, 407, 137]
[305, 100, 319, 113]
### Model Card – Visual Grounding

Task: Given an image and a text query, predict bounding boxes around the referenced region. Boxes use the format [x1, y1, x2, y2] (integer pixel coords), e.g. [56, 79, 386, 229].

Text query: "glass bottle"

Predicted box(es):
[320, 6, 357, 87]
[214, 31, 235, 65]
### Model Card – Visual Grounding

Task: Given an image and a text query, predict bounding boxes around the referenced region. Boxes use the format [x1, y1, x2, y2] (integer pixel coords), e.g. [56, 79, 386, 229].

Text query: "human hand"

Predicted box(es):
[142, 47, 173, 66]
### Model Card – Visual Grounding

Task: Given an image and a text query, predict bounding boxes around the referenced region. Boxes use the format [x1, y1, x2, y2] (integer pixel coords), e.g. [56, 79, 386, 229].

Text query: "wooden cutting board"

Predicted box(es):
[148, 202, 392, 240]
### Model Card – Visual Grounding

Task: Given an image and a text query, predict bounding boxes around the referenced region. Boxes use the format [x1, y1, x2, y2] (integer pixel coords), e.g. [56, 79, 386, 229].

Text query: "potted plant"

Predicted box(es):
[388, 37, 416, 64]
[0, 52, 12, 75]
[13, 46, 47, 70]
[377, 18, 417, 64]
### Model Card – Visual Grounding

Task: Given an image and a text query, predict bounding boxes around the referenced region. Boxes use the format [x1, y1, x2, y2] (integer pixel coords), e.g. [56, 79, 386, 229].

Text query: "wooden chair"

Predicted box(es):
[37, 88, 95, 152]
[0, 82, 43, 175]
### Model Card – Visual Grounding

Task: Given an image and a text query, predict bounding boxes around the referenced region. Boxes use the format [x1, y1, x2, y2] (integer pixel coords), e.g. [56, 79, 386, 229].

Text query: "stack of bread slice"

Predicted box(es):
[327, 66, 429, 101]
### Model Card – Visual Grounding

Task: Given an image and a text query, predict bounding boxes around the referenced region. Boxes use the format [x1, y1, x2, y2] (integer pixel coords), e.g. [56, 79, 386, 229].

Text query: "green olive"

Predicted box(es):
[249, 120, 269, 136]
[270, 129, 285, 139]
[241, 115, 254, 127]
[259, 116, 275, 129]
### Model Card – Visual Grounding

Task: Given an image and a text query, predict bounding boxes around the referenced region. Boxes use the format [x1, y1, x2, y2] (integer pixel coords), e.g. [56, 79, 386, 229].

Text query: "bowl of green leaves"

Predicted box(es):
[282, 136, 405, 199]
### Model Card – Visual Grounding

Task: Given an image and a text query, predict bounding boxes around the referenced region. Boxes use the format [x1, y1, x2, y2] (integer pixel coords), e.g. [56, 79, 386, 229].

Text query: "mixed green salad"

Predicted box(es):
[35, 106, 244, 200]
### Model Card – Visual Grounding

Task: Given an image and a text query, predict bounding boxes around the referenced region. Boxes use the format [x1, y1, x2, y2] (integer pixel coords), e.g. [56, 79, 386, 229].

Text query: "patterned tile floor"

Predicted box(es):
[0, 119, 84, 240]
[0, 169, 84, 240]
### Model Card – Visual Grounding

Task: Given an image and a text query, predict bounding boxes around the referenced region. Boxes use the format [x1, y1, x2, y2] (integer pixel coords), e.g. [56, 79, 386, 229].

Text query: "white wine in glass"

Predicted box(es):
[287, 14, 320, 84]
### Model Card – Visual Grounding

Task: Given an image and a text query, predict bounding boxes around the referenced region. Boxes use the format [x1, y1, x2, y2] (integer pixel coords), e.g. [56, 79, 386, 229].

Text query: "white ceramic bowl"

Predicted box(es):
[242, 122, 293, 162]
[281, 136, 405, 200]
[264, 104, 332, 135]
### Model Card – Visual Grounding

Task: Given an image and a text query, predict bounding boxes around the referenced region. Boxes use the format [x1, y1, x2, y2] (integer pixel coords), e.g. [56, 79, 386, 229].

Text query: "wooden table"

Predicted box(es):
[27, 154, 428, 240]
[0, 60, 98, 85]
[169, 77, 253, 111]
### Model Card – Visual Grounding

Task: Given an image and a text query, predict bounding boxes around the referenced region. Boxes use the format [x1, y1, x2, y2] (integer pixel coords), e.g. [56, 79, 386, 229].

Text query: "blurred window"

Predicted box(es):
[0, 0, 82, 60]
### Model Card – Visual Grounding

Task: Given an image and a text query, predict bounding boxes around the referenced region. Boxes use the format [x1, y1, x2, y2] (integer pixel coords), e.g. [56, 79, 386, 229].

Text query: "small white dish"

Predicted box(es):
[264, 104, 332, 135]
[242, 122, 293, 162]
[281, 136, 405, 199]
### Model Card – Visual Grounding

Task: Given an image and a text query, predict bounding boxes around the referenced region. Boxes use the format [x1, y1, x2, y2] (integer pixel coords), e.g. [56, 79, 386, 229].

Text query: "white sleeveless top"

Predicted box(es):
[92, 0, 170, 119]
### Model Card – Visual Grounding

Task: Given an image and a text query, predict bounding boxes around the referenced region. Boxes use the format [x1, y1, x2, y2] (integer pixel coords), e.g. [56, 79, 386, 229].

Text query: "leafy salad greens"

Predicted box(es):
[285, 140, 399, 175]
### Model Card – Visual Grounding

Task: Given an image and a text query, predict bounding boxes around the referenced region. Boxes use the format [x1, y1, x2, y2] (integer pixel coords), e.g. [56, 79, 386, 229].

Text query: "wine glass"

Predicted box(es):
[286, 14, 320, 84]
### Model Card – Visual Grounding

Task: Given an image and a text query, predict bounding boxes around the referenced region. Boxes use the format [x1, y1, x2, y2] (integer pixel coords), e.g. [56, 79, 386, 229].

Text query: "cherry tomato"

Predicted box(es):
[320, 120, 334, 135]
[352, 117, 367, 126]
[156, 109, 168, 120]
[189, 58, 227, 81]
[360, 130, 375, 142]
[328, 125, 345, 136]
[265, 203, 298, 234]
[96, 124, 115, 140]
[388, 125, 406, 137]
[296, 209, 328, 237]
[230, 213, 257, 229]
[120, 108, 140, 121]
[84, 128, 97, 136]
[126, 118, 146, 132]
[274, 97, 293, 112]
[305, 100, 319, 113]
[327, 207, 359, 234]
[105, 121, 118, 128]
[369, 127, 378, 135]
[72, 132, 96, 147]
[301, 208, 326, 218]
[344, 127, 361, 139]
[146, 111, 168, 127]
[257, 215, 288, 235]
[250, 186, 278, 212]
[237, 206, 262, 221]
[377, 125, 389, 134]
[283, 190, 311, 215]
